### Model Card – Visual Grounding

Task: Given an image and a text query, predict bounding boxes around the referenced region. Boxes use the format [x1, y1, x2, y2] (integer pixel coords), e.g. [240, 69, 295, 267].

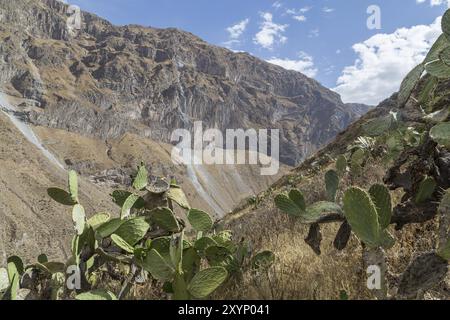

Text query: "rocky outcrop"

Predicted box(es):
[0, 0, 369, 167]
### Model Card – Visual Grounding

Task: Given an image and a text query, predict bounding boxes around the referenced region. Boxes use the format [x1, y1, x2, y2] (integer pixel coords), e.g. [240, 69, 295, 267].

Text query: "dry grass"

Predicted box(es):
[221, 157, 447, 300]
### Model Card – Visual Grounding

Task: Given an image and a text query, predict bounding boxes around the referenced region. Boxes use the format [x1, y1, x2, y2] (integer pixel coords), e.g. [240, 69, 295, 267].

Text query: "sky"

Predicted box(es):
[66, 0, 450, 105]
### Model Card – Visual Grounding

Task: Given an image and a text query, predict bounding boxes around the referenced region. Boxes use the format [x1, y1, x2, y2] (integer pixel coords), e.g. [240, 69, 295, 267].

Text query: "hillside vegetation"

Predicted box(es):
[1, 5, 450, 301]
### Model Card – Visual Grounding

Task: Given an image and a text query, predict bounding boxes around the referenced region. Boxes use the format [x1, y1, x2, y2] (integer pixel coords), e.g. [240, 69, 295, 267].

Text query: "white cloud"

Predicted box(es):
[267, 51, 318, 78]
[253, 12, 288, 50]
[226, 19, 250, 39]
[322, 7, 335, 13]
[286, 6, 311, 22]
[273, 1, 283, 9]
[292, 15, 306, 22]
[417, 0, 450, 7]
[334, 18, 442, 105]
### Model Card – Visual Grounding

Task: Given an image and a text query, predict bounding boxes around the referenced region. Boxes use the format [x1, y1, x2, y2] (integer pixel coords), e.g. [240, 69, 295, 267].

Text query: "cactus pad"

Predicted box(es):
[187, 209, 214, 232]
[343, 187, 380, 248]
[325, 170, 339, 202]
[187, 267, 228, 298]
[150, 207, 180, 232]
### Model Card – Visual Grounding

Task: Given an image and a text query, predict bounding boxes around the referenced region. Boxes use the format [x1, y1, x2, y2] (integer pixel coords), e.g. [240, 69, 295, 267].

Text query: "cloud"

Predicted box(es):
[292, 15, 306, 22]
[416, 0, 450, 7]
[253, 12, 288, 49]
[322, 7, 335, 13]
[267, 51, 318, 77]
[226, 19, 250, 39]
[334, 18, 442, 105]
[272, 1, 283, 9]
[286, 6, 311, 22]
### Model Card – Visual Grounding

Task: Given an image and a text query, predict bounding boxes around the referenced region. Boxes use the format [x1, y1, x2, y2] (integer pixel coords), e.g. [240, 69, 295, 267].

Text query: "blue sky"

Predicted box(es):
[67, 0, 449, 105]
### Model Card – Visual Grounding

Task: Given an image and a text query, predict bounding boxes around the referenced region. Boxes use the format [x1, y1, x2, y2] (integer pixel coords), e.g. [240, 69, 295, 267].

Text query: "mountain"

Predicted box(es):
[0, 0, 368, 166]
[0, 0, 370, 262]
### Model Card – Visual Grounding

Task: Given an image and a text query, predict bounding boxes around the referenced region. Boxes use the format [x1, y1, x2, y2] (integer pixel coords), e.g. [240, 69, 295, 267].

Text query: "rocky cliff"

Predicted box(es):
[0, 0, 370, 261]
[0, 0, 369, 166]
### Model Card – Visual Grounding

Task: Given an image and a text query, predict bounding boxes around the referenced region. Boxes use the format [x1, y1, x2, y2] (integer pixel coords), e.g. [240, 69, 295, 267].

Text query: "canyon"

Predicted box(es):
[0, 0, 370, 262]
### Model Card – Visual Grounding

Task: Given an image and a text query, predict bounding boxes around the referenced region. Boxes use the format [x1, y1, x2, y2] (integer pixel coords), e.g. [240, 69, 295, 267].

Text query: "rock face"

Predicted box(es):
[0, 0, 371, 260]
[0, 0, 369, 166]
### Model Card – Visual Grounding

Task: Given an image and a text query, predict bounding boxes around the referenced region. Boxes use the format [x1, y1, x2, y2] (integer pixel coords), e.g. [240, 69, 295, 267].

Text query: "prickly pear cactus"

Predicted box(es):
[187, 267, 228, 299]
[398, 63, 425, 107]
[415, 176, 437, 204]
[72, 204, 86, 236]
[430, 122, 450, 148]
[274, 192, 304, 217]
[132, 163, 148, 190]
[68, 170, 79, 203]
[343, 187, 383, 248]
[325, 170, 339, 202]
[369, 184, 392, 229]
[336, 155, 347, 176]
[150, 207, 180, 232]
[187, 209, 213, 232]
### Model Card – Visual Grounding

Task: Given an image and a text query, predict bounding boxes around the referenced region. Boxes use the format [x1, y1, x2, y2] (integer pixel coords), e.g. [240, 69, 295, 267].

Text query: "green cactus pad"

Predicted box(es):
[72, 204, 86, 236]
[150, 207, 180, 232]
[96, 218, 125, 238]
[187, 209, 214, 232]
[351, 148, 365, 168]
[121, 193, 141, 219]
[167, 185, 191, 209]
[430, 122, 450, 149]
[415, 176, 437, 204]
[187, 267, 228, 299]
[251, 251, 275, 270]
[369, 184, 392, 229]
[336, 155, 347, 176]
[37, 254, 48, 264]
[143, 249, 175, 281]
[425, 34, 449, 63]
[111, 234, 135, 254]
[379, 230, 396, 249]
[205, 246, 233, 266]
[132, 164, 148, 191]
[438, 238, 450, 261]
[6, 256, 23, 300]
[47, 188, 76, 206]
[425, 60, 450, 79]
[343, 187, 381, 248]
[182, 247, 200, 280]
[439, 46, 450, 67]
[194, 237, 218, 252]
[68, 170, 79, 203]
[288, 189, 306, 211]
[398, 63, 424, 107]
[75, 290, 118, 300]
[114, 217, 150, 245]
[302, 201, 342, 224]
[274, 193, 302, 217]
[362, 115, 395, 137]
[173, 272, 189, 300]
[325, 170, 339, 202]
[87, 212, 111, 230]
[34, 262, 66, 275]
[442, 9, 450, 41]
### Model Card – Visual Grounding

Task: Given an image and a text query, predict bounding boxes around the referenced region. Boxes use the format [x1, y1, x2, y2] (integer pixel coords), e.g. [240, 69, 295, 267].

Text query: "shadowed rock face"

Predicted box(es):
[0, 0, 370, 167]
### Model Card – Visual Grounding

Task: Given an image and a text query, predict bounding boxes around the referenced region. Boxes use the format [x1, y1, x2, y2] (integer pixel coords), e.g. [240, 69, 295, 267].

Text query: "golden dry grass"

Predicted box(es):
[221, 157, 447, 300]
